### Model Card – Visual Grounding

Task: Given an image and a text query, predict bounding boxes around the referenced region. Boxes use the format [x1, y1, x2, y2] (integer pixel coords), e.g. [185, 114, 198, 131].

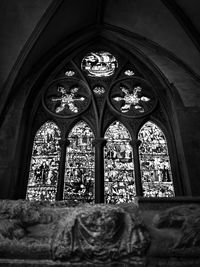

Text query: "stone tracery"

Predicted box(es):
[51, 86, 85, 113]
[27, 49, 175, 202]
[113, 85, 150, 113]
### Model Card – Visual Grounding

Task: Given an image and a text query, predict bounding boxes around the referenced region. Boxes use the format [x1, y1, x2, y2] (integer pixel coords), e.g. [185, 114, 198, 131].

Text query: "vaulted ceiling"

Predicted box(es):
[0, 0, 200, 108]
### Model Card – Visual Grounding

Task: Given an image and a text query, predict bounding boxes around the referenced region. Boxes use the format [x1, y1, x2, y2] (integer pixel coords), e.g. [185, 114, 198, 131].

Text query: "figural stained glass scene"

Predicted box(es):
[138, 121, 175, 197]
[104, 121, 136, 204]
[81, 51, 118, 77]
[27, 49, 175, 202]
[26, 122, 61, 201]
[64, 121, 95, 203]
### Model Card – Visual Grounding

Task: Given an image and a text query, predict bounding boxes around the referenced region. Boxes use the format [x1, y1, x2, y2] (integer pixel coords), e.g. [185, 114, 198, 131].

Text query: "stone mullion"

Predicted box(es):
[56, 138, 70, 200]
[130, 139, 143, 196]
[93, 138, 107, 203]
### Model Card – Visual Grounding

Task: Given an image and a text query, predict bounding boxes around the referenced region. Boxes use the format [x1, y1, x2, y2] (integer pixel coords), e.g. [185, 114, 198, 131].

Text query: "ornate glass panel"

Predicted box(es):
[124, 70, 135, 76]
[65, 70, 75, 77]
[138, 121, 175, 197]
[93, 86, 105, 95]
[27, 122, 61, 201]
[81, 51, 118, 77]
[109, 78, 157, 118]
[104, 121, 135, 204]
[43, 78, 91, 118]
[64, 121, 95, 203]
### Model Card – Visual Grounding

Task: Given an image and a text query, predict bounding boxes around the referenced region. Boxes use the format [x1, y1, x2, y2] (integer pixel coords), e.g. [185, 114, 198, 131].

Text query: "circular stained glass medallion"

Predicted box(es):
[43, 78, 91, 118]
[81, 51, 118, 77]
[93, 86, 105, 95]
[109, 78, 157, 118]
[124, 70, 135, 76]
[65, 70, 75, 77]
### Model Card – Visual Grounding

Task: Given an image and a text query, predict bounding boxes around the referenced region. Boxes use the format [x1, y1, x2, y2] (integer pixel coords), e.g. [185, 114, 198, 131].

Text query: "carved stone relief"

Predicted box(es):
[1, 200, 200, 266]
[153, 205, 200, 249]
[0, 200, 150, 263]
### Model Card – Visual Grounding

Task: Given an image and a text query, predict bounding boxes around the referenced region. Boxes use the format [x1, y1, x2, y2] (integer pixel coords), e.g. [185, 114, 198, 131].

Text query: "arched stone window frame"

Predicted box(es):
[104, 120, 136, 203]
[138, 120, 175, 197]
[17, 40, 183, 202]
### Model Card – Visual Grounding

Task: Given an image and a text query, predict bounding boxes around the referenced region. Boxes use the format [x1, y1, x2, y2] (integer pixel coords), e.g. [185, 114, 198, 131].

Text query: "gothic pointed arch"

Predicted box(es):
[14, 35, 185, 202]
[138, 121, 175, 197]
[26, 121, 61, 201]
[104, 121, 135, 204]
[64, 120, 95, 203]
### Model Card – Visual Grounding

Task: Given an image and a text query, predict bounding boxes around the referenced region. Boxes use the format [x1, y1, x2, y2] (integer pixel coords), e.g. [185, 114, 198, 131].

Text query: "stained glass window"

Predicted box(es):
[81, 51, 118, 77]
[51, 86, 85, 114]
[138, 121, 175, 197]
[43, 79, 91, 118]
[64, 121, 95, 203]
[93, 86, 105, 95]
[27, 48, 178, 203]
[104, 121, 135, 204]
[124, 70, 135, 76]
[27, 122, 61, 201]
[109, 79, 157, 118]
[65, 70, 75, 77]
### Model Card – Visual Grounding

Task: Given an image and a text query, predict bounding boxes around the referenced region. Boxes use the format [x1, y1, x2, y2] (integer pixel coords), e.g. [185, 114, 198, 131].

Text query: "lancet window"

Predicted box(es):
[26, 122, 61, 201]
[104, 121, 135, 204]
[138, 121, 175, 197]
[64, 121, 95, 203]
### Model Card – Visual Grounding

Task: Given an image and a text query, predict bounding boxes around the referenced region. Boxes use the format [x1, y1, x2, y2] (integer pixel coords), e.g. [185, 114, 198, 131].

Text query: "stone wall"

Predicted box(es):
[0, 198, 200, 266]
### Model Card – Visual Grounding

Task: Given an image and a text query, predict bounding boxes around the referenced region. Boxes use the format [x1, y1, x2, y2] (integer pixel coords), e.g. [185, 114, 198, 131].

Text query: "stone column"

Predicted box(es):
[130, 139, 143, 196]
[93, 138, 107, 203]
[56, 138, 70, 200]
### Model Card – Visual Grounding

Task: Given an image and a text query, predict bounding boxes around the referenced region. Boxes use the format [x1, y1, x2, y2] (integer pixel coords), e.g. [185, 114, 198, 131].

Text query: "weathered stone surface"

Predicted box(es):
[52, 204, 150, 262]
[0, 200, 58, 259]
[1, 200, 200, 266]
[0, 200, 150, 263]
[153, 204, 200, 249]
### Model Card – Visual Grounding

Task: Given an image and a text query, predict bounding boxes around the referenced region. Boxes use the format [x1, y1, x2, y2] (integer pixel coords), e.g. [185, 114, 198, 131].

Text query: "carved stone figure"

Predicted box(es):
[153, 205, 200, 248]
[0, 200, 150, 263]
[52, 204, 150, 261]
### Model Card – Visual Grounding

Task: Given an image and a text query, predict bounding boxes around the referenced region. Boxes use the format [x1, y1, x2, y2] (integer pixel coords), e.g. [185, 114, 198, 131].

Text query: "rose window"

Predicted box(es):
[43, 78, 91, 117]
[109, 78, 157, 117]
[81, 51, 118, 77]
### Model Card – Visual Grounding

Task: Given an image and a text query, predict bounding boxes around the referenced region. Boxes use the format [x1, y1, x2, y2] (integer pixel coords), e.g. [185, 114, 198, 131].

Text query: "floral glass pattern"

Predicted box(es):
[113, 85, 150, 113]
[104, 121, 135, 204]
[93, 86, 105, 95]
[64, 121, 95, 203]
[51, 86, 85, 113]
[81, 51, 118, 77]
[43, 78, 91, 118]
[26, 122, 61, 201]
[138, 121, 175, 197]
[65, 70, 75, 77]
[109, 79, 157, 118]
[124, 70, 135, 76]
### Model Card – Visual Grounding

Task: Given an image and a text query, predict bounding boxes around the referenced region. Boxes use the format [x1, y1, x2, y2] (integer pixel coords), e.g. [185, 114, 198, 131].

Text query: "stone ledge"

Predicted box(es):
[0, 199, 199, 266]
